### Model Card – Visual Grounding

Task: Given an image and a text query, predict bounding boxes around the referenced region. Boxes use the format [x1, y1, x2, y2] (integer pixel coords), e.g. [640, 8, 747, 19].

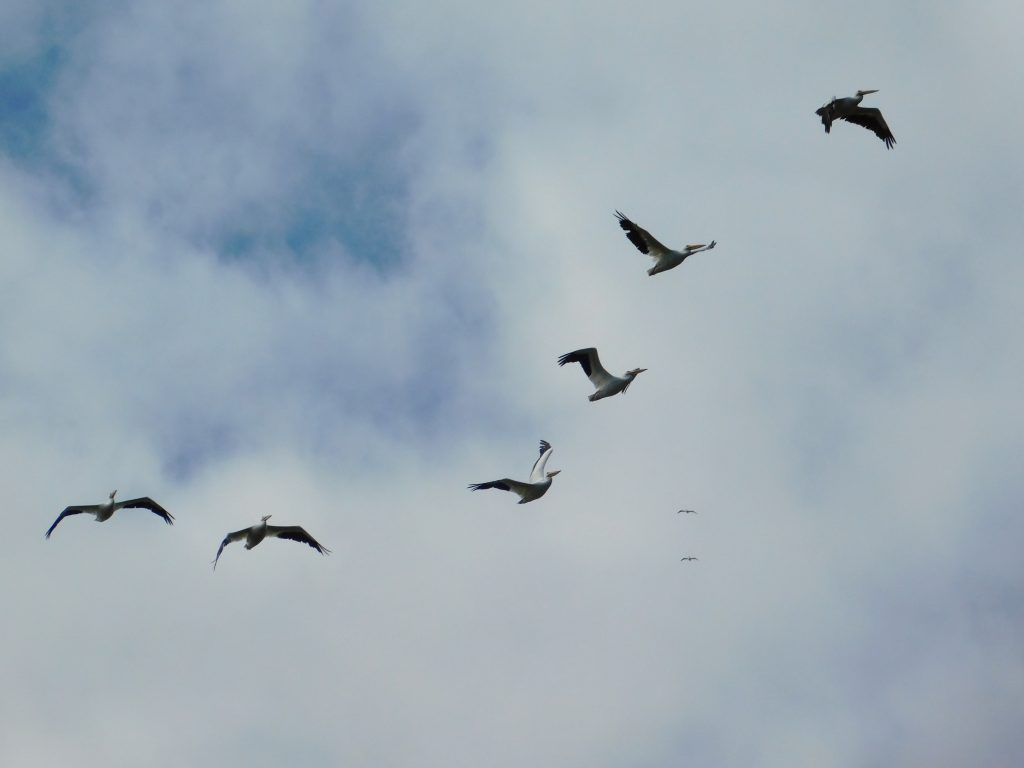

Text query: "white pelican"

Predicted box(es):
[212, 515, 330, 569]
[680, 556, 698, 562]
[558, 347, 646, 402]
[615, 211, 716, 276]
[677, 509, 698, 515]
[468, 440, 561, 504]
[815, 90, 895, 149]
[45, 490, 173, 539]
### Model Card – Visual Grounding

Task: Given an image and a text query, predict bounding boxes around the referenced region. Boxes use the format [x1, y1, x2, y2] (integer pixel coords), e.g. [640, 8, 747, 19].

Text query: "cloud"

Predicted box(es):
[2, 2, 1023, 766]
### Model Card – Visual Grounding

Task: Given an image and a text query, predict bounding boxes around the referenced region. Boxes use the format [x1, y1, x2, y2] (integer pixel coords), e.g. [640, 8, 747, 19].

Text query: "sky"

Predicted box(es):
[2, 1, 1023, 765]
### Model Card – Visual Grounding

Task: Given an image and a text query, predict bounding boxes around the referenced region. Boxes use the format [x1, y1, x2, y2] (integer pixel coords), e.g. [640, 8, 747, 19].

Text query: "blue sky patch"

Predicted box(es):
[210, 121, 416, 273]
[0, 45, 62, 162]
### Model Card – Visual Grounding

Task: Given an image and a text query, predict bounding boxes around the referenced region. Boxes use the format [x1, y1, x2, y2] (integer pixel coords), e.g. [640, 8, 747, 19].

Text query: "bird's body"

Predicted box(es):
[815, 89, 895, 149]
[45, 490, 173, 538]
[468, 440, 561, 504]
[615, 211, 716, 276]
[212, 515, 330, 569]
[558, 347, 646, 402]
[240, 519, 270, 549]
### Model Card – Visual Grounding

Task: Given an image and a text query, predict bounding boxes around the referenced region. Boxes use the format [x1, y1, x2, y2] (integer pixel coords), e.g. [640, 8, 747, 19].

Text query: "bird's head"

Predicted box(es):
[546, 470, 561, 479]
[856, 89, 878, 97]
[109, 490, 117, 500]
[626, 368, 647, 379]
[261, 514, 272, 522]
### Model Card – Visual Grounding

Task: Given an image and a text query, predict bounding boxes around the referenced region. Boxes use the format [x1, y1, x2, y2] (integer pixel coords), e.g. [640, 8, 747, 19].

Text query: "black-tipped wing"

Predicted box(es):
[558, 348, 595, 378]
[266, 525, 331, 555]
[815, 101, 836, 133]
[840, 107, 895, 149]
[615, 211, 668, 256]
[558, 348, 614, 389]
[212, 528, 250, 570]
[469, 479, 511, 492]
[44, 505, 96, 539]
[468, 478, 532, 498]
[117, 496, 174, 525]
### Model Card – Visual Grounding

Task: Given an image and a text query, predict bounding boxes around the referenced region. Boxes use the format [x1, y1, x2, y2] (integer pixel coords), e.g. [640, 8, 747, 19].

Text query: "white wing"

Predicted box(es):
[557, 348, 616, 390]
[530, 440, 553, 483]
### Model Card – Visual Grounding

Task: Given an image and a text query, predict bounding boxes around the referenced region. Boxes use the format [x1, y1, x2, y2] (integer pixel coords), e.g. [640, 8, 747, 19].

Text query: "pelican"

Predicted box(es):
[468, 440, 561, 504]
[815, 90, 895, 149]
[677, 509, 698, 515]
[45, 490, 173, 539]
[212, 515, 330, 569]
[615, 211, 716, 276]
[558, 347, 646, 402]
[680, 556, 698, 562]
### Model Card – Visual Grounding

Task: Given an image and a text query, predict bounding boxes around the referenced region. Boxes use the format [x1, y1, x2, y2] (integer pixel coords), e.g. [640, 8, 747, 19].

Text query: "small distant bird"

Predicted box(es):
[212, 515, 330, 570]
[45, 490, 173, 539]
[468, 440, 561, 504]
[680, 556, 698, 562]
[615, 211, 716, 276]
[558, 347, 646, 402]
[815, 89, 895, 149]
[677, 509, 698, 515]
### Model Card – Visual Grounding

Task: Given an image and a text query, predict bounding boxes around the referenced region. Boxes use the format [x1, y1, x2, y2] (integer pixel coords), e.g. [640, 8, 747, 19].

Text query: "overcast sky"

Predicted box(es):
[2, 2, 1023, 766]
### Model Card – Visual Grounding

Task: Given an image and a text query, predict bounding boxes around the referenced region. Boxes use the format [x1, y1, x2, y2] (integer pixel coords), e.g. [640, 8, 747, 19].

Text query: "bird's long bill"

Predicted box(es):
[686, 244, 706, 250]
[547, 470, 562, 477]
[859, 89, 878, 94]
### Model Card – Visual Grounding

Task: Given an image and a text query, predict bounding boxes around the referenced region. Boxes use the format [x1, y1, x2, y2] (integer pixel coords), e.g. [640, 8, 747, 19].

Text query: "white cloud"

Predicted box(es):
[2, 2, 1023, 766]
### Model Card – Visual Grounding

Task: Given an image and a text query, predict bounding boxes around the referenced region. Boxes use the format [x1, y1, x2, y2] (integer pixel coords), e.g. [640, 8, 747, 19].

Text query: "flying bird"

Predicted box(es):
[45, 490, 173, 539]
[558, 347, 646, 402]
[815, 89, 895, 149]
[468, 440, 561, 504]
[615, 211, 716, 276]
[212, 515, 330, 570]
[677, 509, 698, 515]
[680, 556, 698, 562]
